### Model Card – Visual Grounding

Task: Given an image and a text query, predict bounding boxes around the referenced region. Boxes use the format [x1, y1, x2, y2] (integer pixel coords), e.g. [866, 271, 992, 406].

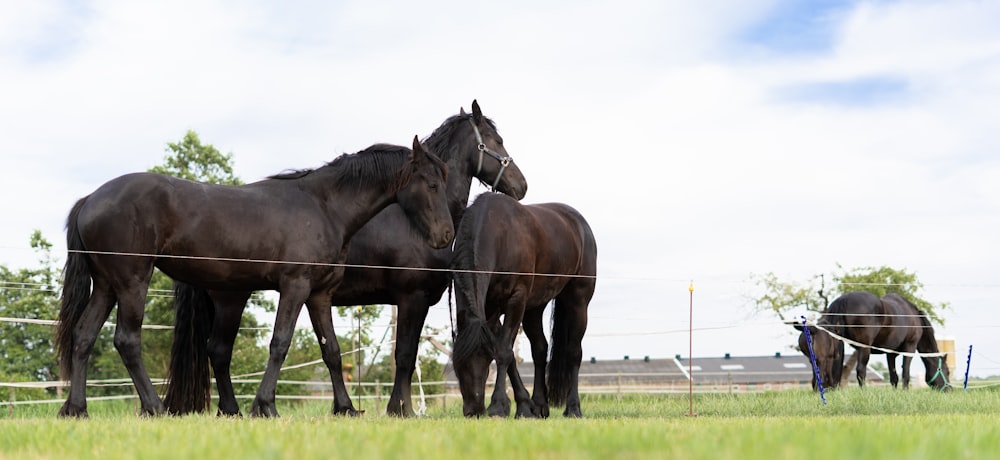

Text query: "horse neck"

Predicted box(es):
[916, 324, 939, 354]
[424, 123, 477, 226]
[298, 170, 399, 239]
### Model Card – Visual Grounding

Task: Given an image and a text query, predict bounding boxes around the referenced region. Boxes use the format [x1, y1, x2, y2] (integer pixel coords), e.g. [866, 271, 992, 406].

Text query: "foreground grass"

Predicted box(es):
[3, 387, 999, 459]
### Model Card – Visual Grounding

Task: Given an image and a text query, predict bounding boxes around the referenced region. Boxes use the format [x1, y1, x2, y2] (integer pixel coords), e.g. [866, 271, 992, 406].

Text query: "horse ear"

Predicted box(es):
[411, 135, 425, 162]
[793, 323, 804, 331]
[459, 107, 467, 116]
[471, 99, 483, 123]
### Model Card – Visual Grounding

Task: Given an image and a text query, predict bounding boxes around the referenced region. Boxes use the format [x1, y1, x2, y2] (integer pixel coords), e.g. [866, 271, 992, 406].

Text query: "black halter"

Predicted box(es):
[469, 119, 511, 191]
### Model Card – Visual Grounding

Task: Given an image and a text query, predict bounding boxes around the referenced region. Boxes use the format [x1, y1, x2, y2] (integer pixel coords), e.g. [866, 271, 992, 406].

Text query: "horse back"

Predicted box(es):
[825, 291, 881, 344]
[454, 194, 596, 306]
[74, 172, 343, 289]
[879, 293, 925, 348]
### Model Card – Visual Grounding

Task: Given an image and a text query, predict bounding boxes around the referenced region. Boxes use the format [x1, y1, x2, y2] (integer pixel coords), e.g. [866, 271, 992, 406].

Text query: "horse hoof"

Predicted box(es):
[487, 402, 511, 418]
[139, 405, 167, 417]
[385, 401, 414, 417]
[57, 403, 88, 418]
[514, 408, 538, 419]
[335, 408, 365, 417]
[248, 401, 279, 418]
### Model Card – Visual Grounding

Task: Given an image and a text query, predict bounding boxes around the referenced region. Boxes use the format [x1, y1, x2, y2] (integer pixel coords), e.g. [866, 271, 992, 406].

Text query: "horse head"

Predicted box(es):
[461, 100, 527, 200]
[916, 312, 952, 391]
[451, 315, 496, 417]
[396, 136, 454, 249]
[795, 323, 844, 390]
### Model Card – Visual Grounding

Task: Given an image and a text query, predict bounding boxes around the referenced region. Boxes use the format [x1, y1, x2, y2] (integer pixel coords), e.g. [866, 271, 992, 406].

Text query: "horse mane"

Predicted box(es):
[267, 144, 416, 192]
[450, 193, 491, 277]
[451, 317, 494, 368]
[820, 295, 847, 334]
[897, 295, 940, 351]
[423, 113, 497, 163]
[267, 169, 312, 180]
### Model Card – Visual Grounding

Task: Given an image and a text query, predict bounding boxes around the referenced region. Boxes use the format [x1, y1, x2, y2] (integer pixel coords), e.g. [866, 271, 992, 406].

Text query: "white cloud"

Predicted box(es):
[2, 0, 1000, 377]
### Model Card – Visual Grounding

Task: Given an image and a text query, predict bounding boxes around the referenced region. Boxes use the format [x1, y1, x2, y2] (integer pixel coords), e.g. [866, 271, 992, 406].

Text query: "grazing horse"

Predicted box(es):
[452, 193, 597, 418]
[798, 291, 950, 391]
[795, 320, 845, 390]
[164, 101, 528, 417]
[55, 137, 453, 418]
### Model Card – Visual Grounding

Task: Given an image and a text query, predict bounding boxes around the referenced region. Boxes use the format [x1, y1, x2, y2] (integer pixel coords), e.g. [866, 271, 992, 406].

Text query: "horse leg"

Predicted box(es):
[206, 290, 252, 416]
[113, 281, 164, 416]
[386, 294, 430, 417]
[854, 348, 871, 388]
[521, 305, 549, 418]
[488, 299, 527, 418]
[58, 278, 116, 418]
[886, 354, 899, 388]
[900, 354, 913, 389]
[304, 294, 359, 416]
[485, 320, 512, 417]
[249, 282, 309, 418]
[505, 347, 536, 419]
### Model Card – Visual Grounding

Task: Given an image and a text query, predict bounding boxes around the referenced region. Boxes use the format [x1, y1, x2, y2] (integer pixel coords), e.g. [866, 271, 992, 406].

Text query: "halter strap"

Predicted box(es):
[469, 118, 511, 191]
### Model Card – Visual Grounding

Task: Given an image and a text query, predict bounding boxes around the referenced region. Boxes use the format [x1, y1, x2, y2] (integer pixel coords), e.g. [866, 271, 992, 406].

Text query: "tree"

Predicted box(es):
[148, 130, 243, 186]
[139, 130, 253, 382]
[0, 232, 61, 399]
[136, 130, 310, 402]
[0, 131, 281, 402]
[747, 272, 828, 322]
[750, 265, 948, 326]
[834, 265, 949, 326]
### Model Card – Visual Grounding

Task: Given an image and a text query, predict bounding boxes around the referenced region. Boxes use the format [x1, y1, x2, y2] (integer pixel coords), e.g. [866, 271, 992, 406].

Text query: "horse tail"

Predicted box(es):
[56, 197, 93, 380]
[547, 298, 579, 407]
[450, 253, 494, 369]
[163, 282, 215, 414]
[822, 295, 848, 335]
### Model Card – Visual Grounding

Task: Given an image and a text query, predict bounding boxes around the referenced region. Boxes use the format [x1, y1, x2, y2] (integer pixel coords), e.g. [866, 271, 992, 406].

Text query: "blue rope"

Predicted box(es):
[963, 345, 972, 391]
[801, 316, 826, 405]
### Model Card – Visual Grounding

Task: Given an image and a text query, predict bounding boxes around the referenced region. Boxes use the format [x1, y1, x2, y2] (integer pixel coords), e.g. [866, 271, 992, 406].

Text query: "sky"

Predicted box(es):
[2, 0, 999, 380]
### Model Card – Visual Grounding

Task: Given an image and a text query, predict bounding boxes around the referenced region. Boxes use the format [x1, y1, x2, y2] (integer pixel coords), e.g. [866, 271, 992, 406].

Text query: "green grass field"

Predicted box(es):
[3, 387, 999, 459]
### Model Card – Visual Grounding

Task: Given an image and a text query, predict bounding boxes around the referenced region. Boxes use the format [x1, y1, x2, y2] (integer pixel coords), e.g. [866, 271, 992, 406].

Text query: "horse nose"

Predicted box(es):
[514, 181, 527, 200]
[435, 225, 454, 248]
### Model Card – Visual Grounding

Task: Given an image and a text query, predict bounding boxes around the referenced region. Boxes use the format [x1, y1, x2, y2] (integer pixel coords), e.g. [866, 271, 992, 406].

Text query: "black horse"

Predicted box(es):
[55, 137, 453, 418]
[452, 193, 597, 418]
[164, 101, 528, 417]
[797, 291, 950, 391]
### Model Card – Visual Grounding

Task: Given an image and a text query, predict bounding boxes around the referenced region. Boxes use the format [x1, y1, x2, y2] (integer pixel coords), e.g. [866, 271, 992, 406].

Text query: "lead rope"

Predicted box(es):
[801, 316, 827, 405]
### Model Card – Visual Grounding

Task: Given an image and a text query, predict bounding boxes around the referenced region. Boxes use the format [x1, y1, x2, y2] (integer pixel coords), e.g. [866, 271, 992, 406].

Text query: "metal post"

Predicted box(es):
[686, 281, 697, 417]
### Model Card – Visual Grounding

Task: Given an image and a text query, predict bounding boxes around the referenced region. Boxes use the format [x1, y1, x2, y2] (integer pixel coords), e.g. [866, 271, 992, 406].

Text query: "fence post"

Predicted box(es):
[8, 386, 14, 417]
[964, 345, 973, 391]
